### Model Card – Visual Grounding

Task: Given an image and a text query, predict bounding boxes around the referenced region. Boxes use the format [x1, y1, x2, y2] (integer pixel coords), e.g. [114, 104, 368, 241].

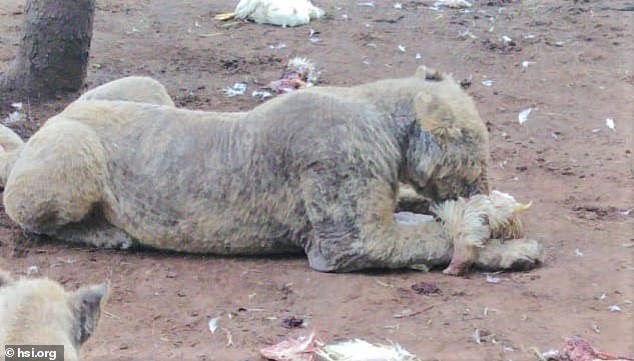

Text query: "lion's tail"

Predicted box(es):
[0, 124, 24, 187]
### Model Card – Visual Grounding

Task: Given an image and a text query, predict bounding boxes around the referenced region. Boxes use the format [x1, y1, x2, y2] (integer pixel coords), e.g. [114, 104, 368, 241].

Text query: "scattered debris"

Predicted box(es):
[262, 334, 422, 361]
[208, 317, 220, 334]
[485, 274, 501, 284]
[605, 117, 615, 130]
[393, 308, 422, 318]
[574, 248, 584, 257]
[217, 0, 325, 28]
[522, 60, 535, 68]
[309, 28, 321, 43]
[483, 307, 497, 317]
[459, 28, 477, 40]
[473, 329, 482, 344]
[592, 324, 601, 334]
[222, 327, 234, 347]
[599, 293, 607, 300]
[316, 339, 420, 361]
[269, 42, 287, 49]
[252, 90, 273, 100]
[282, 316, 305, 329]
[473, 329, 496, 345]
[501, 35, 513, 44]
[434, 0, 472, 9]
[415, 53, 422, 60]
[357, 2, 375, 7]
[375, 280, 394, 288]
[608, 305, 622, 312]
[619, 209, 632, 216]
[3, 111, 24, 124]
[260, 332, 318, 361]
[223, 82, 247, 97]
[540, 336, 634, 361]
[518, 108, 533, 124]
[11, 102, 22, 110]
[398, 44, 407, 53]
[393, 3, 403, 9]
[26, 265, 39, 275]
[270, 57, 319, 94]
[481, 79, 495, 87]
[410, 281, 440, 295]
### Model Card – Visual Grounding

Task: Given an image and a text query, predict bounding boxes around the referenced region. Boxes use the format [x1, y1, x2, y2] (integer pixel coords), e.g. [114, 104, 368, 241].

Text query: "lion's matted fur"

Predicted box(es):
[0, 68, 541, 272]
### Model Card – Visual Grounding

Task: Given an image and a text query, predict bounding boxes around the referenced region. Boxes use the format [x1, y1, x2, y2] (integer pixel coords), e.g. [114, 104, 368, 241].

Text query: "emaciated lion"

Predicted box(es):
[0, 67, 542, 272]
[0, 271, 108, 361]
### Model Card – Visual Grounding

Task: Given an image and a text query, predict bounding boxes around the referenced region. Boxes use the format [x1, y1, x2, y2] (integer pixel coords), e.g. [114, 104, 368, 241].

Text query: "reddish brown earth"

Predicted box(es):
[1, 1, 633, 360]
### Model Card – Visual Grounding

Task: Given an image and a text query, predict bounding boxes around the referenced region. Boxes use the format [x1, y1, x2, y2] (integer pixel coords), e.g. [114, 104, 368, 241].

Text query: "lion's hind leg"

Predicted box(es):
[3, 119, 110, 244]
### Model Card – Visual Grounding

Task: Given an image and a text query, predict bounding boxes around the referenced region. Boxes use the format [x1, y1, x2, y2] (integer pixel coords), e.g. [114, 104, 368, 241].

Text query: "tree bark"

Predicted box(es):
[0, 0, 95, 101]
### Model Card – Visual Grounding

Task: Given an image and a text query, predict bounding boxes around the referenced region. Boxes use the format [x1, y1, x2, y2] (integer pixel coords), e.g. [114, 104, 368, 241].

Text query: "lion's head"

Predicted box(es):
[405, 66, 490, 201]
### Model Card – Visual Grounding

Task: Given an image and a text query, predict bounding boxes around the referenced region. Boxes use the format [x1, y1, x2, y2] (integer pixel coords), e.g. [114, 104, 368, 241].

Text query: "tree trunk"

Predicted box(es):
[0, 0, 95, 101]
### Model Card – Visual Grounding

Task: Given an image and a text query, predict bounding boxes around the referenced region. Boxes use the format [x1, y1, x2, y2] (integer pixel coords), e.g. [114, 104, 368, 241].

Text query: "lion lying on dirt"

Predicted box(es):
[0, 68, 542, 272]
[0, 271, 108, 361]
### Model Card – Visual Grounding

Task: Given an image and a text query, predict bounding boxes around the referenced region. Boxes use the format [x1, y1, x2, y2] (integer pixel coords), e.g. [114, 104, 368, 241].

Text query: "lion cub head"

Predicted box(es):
[0, 271, 108, 361]
[406, 66, 490, 201]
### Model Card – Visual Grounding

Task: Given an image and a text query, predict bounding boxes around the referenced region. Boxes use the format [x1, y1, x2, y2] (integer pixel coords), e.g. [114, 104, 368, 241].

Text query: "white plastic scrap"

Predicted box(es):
[398, 44, 406, 53]
[252, 90, 273, 100]
[501, 35, 513, 44]
[268, 42, 287, 49]
[459, 29, 477, 39]
[485, 274, 501, 284]
[223, 83, 247, 97]
[3, 111, 24, 123]
[574, 248, 584, 257]
[10, 102, 23, 110]
[208, 317, 220, 334]
[481, 80, 494, 87]
[518, 108, 533, 124]
[309, 28, 321, 43]
[415, 53, 422, 60]
[434, 0, 472, 9]
[521, 61, 535, 68]
[542, 350, 560, 359]
[357, 2, 375, 7]
[608, 305, 622, 312]
[27, 265, 39, 275]
[605, 117, 615, 130]
[316, 339, 420, 361]
[393, 3, 402, 9]
[473, 329, 482, 344]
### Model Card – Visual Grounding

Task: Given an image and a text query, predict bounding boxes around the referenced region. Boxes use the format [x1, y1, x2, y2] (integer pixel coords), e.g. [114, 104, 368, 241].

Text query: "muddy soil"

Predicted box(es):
[0, 0, 633, 360]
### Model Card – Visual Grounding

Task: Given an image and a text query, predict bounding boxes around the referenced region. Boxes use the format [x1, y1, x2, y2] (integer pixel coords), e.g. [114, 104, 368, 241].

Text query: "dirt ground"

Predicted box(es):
[1, 0, 633, 360]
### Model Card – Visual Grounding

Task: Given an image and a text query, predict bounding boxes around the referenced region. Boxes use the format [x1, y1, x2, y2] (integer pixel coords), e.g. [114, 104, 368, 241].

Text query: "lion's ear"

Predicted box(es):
[71, 282, 109, 345]
[414, 92, 462, 141]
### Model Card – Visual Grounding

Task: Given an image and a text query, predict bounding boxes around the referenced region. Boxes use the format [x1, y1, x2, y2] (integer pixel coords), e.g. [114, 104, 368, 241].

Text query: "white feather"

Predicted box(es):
[316, 339, 420, 361]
